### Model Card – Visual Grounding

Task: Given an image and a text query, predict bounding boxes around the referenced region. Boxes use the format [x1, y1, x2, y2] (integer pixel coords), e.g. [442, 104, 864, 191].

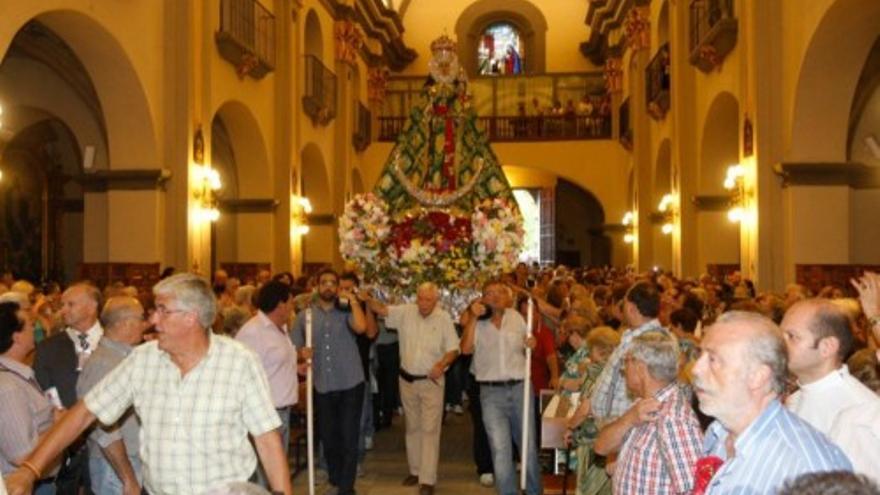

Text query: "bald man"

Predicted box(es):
[369, 283, 459, 495]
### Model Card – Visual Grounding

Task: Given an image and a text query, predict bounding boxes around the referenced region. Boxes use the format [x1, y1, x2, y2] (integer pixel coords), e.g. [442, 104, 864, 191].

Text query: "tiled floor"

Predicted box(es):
[293, 409, 497, 495]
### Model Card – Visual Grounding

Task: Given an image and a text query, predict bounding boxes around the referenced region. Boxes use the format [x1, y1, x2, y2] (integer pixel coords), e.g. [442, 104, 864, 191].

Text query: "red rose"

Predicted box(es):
[691, 455, 724, 495]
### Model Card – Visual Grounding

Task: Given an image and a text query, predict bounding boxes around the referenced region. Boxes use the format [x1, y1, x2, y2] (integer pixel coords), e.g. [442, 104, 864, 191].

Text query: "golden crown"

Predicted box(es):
[430, 34, 457, 53]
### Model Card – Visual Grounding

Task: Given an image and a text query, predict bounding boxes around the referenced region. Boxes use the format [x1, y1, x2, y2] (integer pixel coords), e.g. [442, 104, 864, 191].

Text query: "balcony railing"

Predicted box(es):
[302, 55, 337, 125]
[619, 97, 633, 150]
[646, 42, 671, 120]
[378, 113, 611, 143]
[353, 101, 371, 152]
[689, 0, 738, 72]
[216, 0, 275, 79]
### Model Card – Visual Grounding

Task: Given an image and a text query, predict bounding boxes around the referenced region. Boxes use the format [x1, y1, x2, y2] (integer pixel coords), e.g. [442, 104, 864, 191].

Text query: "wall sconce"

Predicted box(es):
[657, 193, 676, 235]
[194, 164, 222, 222]
[622, 211, 635, 244]
[723, 164, 747, 223]
[291, 194, 312, 236]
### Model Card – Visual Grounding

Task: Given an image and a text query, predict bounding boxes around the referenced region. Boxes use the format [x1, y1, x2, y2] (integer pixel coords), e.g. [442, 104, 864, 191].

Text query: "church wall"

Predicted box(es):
[107, 190, 163, 263]
[850, 189, 880, 265]
[784, 185, 851, 266]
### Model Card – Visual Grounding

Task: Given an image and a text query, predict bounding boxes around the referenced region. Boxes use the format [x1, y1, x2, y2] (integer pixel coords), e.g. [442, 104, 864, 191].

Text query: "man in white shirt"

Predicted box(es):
[236, 281, 298, 452]
[783, 299, 879, 481]
[461, 280, 540, 495]
[369, 283, 459, 495]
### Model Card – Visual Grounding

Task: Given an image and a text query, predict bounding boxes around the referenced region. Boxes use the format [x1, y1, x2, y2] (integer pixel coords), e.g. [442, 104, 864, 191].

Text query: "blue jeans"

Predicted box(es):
[358, 386, 375, 463]
[255, 407, 292, 487]
[480, 383, 542, 495]
[89, 454, 142, 494]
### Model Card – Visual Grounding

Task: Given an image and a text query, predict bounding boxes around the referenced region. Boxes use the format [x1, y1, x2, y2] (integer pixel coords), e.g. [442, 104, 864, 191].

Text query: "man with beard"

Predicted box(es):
[691, 311, 851, 494]
[293, 269, 367, 495]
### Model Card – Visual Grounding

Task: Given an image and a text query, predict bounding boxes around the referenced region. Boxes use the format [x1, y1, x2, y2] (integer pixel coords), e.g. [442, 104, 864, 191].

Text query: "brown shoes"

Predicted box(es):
[419, 484, 435, 495]
[402, 475, 419, 486]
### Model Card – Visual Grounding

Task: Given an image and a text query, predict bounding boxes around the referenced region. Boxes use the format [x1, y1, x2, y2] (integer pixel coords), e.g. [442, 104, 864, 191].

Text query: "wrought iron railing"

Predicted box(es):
[302, 55, 337, 125]
[216, 0, 275, 78]
[378, 114, 611, 142]
[689, 0, 738, 72]
[619, 97, 632, 150]
[646, 42, 671, 120]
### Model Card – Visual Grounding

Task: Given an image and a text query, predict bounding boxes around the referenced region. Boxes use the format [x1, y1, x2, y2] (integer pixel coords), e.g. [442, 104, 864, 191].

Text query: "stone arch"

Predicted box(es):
[653, 139, 673, 270]
[455, 0, 547, 77]
[555, 178, 609, 267]
[657, 0, 670, 47]
[304, 9, 323, 60]
[351, 167, 365, 195]
[789, 0, 880, 162]
[8, 10, 161, 169]
[698, 91, 740, 273]
[212, 100, 271, 198]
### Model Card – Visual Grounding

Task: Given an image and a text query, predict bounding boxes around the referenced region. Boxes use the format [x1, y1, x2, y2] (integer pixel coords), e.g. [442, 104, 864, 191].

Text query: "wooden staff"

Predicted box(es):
[306, 308, 315, 495]
[521, 297, 534, 492]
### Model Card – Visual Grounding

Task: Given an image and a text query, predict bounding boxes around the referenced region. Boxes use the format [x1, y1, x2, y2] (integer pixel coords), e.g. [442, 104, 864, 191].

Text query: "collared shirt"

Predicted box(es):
[83, 335, 281, 495]
[236, 311, 298, 407]
[291, 304, 364, 394]
[613, 383, 703, 495]
[702, 400, 852, 494]
[786, 365, 878, 433]
[830, 400, 880, 485]
[66, 320, 104, 371]
[590, 319, 667, 426]
[0, 356, 55, 475]
[76, 338, 140, 460]
[472, 308, 529, 382]
[385, 304, 458, 375]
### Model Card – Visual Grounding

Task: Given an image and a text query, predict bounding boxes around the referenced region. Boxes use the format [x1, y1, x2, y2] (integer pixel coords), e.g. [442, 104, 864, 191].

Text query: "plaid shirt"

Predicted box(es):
[612, 383, 703, 495]
[84, 335, 281, 495]
[590, 319, 667, 426]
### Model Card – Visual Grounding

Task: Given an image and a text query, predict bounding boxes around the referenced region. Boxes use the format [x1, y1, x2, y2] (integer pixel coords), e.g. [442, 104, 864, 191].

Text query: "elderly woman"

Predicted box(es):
[558, 316, 593, 396]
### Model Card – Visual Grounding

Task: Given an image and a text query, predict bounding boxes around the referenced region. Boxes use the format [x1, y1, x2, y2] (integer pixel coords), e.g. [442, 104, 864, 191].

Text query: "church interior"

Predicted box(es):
[2, 0, 880, 494]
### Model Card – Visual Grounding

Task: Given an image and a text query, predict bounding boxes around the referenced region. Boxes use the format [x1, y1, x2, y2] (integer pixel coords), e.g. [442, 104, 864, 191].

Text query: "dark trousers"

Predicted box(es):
[443, 354, 465, 406]
[56, 443, 92, 495]
[315, 382, 364, 495]
[466, 370, 494, 475]
[376, 343, 400, 426]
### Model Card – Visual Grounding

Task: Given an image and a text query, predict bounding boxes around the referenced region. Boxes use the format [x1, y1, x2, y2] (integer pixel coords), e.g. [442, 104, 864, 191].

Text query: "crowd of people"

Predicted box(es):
[0, 263, 879, 494]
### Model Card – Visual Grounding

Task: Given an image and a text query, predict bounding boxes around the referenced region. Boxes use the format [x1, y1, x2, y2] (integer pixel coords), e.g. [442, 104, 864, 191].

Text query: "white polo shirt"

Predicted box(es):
[472, 308, 528, 382]
[385, 304, 458, 376]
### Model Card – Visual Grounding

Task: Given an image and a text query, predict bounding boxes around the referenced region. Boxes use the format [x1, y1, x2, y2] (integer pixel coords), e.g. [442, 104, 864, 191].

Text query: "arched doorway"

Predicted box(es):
[304, 9, 323, 60]
[555, 179, 609, 267]
[300, 143, 332, 271]
[698, 91, 740, 275]
[652, 139, 673, 271]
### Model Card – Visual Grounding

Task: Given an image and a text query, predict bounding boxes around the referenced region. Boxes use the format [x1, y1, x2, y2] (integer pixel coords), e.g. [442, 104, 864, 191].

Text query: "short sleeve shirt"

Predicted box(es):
[385, 304, 459, 375]
[291, 304, 364, 393]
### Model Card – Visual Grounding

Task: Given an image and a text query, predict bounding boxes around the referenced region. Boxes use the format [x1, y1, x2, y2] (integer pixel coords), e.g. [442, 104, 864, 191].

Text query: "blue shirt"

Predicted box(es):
[703, 400, 852, 494]
[291, 304, 364, 394]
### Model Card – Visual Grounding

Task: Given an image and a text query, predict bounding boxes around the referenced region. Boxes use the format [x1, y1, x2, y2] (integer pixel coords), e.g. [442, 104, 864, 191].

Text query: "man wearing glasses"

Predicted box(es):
[3, 273, 292, 495]
[293, 268, 367, 495]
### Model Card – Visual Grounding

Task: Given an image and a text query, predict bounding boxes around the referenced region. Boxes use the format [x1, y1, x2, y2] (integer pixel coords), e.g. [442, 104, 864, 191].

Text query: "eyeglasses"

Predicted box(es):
[153, 305, 187, 318]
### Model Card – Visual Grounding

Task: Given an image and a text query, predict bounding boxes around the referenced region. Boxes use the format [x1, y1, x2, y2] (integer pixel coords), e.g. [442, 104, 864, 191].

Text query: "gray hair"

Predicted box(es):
[627, 331, 679, 384]
[153, 273, 217, 328]
[417, 282, 439, 299]
[234, 285, 257, 307]
[716, 310, 787, 395]
[66, 283, 103, 312]
[101, 296, 144, 331]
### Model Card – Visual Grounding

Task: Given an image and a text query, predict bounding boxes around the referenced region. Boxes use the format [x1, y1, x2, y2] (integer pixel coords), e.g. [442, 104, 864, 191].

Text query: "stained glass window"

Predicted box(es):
[477, 22, 524, 76]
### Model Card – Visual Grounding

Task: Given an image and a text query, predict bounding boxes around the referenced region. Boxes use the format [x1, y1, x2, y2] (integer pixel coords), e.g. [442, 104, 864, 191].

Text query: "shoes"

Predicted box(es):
[419, 484, 435, 495]
[397, 406, 405, 416]
[479, 473, 495, 487]
[315, 469, 329, 484]
[453, 404, 464, 415]
[365, 436, 374, 450]
[357, 463, 365, 478]
[444, 403, 452, 412]
[321, 486, 339, 495]
[402, 474, 419, 486]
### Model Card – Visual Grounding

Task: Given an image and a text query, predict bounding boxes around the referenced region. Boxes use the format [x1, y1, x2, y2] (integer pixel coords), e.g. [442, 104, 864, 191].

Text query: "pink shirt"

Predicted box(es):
[236, 312, 298, 408]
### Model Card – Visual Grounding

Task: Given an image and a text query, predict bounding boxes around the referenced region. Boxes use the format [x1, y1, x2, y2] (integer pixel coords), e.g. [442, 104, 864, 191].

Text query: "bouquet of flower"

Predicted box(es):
[471, 197, 525, 280]
[338, 193, 390, 282]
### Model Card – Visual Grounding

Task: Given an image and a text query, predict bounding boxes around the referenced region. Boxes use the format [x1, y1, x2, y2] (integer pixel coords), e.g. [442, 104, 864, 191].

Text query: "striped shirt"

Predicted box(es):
[83, 335, 281, 495]
[612, 383, 703, 495]
[703, 400, 852, 494]
[0, 357, 55, 475]
[590, 319, 667, 426]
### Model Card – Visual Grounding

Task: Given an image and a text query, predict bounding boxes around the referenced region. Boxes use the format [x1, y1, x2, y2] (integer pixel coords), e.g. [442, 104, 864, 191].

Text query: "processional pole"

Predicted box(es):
[521, 297, 534, 493]
[306, 308, 316, 495]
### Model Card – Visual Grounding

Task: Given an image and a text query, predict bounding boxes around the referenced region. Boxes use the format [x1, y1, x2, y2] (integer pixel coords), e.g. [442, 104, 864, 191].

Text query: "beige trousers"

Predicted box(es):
[398, 376, 445, 486]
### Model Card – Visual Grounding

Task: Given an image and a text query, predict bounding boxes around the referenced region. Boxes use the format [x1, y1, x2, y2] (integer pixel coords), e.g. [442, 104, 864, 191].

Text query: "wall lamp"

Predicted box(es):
[723, 163, 746, 223]
[657, 193, 676, 235]
[291, 194, 312, 236]
[194, 164, 222, 222]
[622, 211, 635, 244]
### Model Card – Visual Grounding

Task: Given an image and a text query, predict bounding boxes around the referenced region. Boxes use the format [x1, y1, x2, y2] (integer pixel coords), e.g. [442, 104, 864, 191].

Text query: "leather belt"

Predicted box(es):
[477, 379, 523, 387]
[399, 369, 428, 383]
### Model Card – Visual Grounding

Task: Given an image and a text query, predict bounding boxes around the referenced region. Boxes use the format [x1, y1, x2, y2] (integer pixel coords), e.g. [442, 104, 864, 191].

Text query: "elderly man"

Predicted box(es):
[692, 311, 851, 494]
[3, 273, 291, 495]
[589, 281, 667, 426]
[594, 332, 702, 495]
[0, 302, 58, 494]
[461, 280, 540, 495]
[292, 269, 366, 495]
[76, 296, 148, 495]
[236, 280, 298, 486]
[369, 283, 459, 495]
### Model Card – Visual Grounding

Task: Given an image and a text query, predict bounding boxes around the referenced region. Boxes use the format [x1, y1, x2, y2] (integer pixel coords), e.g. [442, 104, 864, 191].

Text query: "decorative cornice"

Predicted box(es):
[218, 198, 280, 213]
[307, 213, 336, 225]
[79, 169, 172, 192]
[581, 0, 650, 64]
[692, 194, 734, 211]
[321, 0, 416, 71]
[774, 162, 880, 189]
